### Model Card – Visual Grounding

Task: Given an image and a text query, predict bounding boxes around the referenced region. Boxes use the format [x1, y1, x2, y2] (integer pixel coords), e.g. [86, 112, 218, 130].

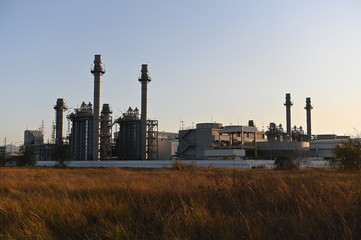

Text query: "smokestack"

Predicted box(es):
[305, 97, 313, 140]
[284, 93, 293, 140]
[54, 98, 67, 145]
[91, 54, 105, 160]
[139, 64, 151, 160]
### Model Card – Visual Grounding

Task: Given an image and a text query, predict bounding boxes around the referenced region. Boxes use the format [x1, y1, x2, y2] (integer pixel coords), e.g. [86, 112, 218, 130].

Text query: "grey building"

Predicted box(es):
[178, 122, 266, 160]
[24, 130, 44, 146]
[158, 131, 178, 160]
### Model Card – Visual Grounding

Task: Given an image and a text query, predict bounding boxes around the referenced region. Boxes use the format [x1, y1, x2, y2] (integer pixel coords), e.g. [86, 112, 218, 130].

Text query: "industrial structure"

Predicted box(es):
[178, 122, 266, 160]
[54, 98, 68, 145]
[15, 54, 352, 163]
[115, 107, 141, 160]
[100, 104, 113, 160]
[91, 55, 105, 160]
[24, 130, 44, 146]
[68, 102, 93, 160]
[23, 129, 47, 161]
[309, 134, 350, 159]
[139, 64, 151, 160]
[305, 97, 313, 140]
[176, 93, 332, 160]
[158, 131, 178, 160]
[52, 56, 159, 160]
[284, 93, 293, 139]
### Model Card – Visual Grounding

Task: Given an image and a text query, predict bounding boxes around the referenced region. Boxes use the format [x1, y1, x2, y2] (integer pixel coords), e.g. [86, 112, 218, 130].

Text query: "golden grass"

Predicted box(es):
[0, 167, 360, 239]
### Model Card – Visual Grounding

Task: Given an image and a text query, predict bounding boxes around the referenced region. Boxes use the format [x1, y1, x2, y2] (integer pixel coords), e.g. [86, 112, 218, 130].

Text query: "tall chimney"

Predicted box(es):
[305, 97, 313, 140]
[139, 64, 151, 160]
[284, 93, 293, 140]
[91, 55, 105, 160]
[54, 98, 67, 145]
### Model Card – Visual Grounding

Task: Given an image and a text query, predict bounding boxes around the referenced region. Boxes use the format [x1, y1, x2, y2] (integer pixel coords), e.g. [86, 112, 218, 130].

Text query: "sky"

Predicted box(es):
[1, 0, 361, 145]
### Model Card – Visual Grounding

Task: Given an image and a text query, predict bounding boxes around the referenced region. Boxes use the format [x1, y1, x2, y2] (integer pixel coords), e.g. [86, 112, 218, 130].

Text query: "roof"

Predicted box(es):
[219, 125, 258, 134]
[25, 130, 44, 137]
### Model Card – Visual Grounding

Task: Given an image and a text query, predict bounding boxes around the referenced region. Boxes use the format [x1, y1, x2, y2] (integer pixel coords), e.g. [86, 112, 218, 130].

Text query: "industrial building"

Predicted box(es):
[54, 98, 68, 145]
[18, 54, 351, 162]
[67, 102, 94, 160]
[23, 129, 46, 161]
[158, 131, 178, 160]
[178, 122, 266, 160]
[53, 55, 159, 160]
[257, 94, 312, 159]
[309, 135, 351, 159]
[24, 130, 44, 146]
[176, 93, 348, 161]
[114, 107, 158, 160]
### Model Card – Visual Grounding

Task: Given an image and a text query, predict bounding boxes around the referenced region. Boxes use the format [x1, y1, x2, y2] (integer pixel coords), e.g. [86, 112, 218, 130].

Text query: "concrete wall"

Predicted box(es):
[36, 159, 330, 169]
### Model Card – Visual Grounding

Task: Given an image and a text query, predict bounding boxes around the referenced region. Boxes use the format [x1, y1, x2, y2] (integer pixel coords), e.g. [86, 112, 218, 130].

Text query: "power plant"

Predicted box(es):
[13, 55, 353, 163]
[51, 55, 159, 160]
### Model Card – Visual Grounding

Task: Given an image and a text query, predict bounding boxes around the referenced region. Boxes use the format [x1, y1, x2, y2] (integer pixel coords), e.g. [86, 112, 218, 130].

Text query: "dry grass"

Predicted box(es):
[0, 167, 360, 239]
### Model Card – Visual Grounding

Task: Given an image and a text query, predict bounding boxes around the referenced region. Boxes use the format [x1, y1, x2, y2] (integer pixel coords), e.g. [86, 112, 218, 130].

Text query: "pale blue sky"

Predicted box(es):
[1, 0, 361, 145]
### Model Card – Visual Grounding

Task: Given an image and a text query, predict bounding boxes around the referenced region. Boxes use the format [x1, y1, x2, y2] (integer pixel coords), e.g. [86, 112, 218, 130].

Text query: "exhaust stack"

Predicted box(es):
[284, 93, 293, 140]
[91, 55, 105, 160]
[54, 98, 68, 145]
[139, 64, 151, 160]
[305, 97, 313, 140]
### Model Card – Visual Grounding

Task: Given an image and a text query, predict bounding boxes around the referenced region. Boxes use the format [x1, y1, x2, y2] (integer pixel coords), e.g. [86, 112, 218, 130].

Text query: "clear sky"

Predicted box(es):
[1, 0, 361, 145]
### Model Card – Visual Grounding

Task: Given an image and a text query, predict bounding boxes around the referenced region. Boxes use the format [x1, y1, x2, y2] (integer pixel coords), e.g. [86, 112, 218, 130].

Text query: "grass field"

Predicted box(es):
[0, 166, 360, 239]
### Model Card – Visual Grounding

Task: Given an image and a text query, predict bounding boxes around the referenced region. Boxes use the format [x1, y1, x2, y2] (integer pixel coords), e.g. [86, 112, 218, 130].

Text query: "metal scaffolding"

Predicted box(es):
[100, 104, 112, 160]
[146, 119, 158, 160]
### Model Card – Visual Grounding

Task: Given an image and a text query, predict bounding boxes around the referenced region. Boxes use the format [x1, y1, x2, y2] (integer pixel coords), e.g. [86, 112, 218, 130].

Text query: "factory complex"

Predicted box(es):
[0, 55, 353, 163]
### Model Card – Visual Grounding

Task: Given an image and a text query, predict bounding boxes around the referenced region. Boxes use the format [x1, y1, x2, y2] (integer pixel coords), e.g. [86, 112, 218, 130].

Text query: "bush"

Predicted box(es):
[16, 145, 36, 166]
[332, 141, 361, 170]
[0, 156, 7, 166]
[274, 155, 298, 170]
[52, 145, 73, 168]
[172, 160, 197, 171]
